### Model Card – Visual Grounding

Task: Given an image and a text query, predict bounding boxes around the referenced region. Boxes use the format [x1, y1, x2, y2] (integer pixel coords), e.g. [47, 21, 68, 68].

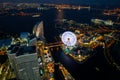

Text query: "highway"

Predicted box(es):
[37, 41, 55, 80]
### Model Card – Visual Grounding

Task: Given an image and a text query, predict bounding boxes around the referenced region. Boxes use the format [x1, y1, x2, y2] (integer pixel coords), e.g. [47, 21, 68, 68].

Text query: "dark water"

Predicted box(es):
[109, 42, 120, 66]
[51, 47, 120, 80]
[0, 8, 120, 80]
[0, 16, 41, 34]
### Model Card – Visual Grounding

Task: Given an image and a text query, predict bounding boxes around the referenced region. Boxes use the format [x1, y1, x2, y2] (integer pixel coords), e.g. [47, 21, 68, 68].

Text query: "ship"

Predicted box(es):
[104, 20, 114, 26]
[91, 19, 104, 24]
[32, 14, 40, 17]
[91, 19, 114, 26]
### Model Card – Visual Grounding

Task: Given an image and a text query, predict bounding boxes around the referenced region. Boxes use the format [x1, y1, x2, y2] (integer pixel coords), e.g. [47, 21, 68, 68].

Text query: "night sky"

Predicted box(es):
[0, 0, 120, 5]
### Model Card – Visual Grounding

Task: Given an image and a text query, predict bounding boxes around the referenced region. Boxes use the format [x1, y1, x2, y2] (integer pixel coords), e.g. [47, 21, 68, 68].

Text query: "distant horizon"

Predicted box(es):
[0, 0, 120, 6]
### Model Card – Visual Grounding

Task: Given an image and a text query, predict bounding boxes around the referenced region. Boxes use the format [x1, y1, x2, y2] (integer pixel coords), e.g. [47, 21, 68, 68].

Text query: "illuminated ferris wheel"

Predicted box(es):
[61, 31, 77, 46]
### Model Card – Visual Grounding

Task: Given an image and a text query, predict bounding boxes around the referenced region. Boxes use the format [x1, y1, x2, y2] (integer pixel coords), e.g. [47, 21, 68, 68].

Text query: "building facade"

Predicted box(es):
[8, 46, 40, 80]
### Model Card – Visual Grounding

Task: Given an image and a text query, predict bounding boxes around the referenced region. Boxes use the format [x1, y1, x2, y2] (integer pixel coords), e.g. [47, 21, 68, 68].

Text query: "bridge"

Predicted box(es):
[55, 4, 90, 10]
[46, 42, 63, 48]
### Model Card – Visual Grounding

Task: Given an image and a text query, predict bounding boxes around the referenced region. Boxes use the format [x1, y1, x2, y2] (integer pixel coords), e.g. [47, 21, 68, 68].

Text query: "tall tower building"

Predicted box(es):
[8, 46, 40, 80]
[33, 21, 45, 41]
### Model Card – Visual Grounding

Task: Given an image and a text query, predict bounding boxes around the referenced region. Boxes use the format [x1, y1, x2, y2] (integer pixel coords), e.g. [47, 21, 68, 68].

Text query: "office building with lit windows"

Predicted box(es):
[8, 46, 40, 80]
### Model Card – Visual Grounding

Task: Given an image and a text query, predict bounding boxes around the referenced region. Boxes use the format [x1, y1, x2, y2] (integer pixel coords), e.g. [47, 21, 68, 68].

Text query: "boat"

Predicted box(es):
[91, 19, 104, 24]
[91, 19, 114, 26]
[32, 14, 40, 17]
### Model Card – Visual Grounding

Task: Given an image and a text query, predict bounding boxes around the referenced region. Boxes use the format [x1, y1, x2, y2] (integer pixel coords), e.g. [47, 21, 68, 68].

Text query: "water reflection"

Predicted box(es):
[57, 9, 64, 19]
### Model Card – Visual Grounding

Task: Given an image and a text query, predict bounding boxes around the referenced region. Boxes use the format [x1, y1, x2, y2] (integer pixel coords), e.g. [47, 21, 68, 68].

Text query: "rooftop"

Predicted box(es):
[0, 38, 12, 48]
[20, 32, 30, 39]
[10, 45, 36, 56]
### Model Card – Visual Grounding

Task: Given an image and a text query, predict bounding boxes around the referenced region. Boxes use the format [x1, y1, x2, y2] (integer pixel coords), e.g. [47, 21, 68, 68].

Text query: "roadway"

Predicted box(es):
[58, 63, 75, 80]
[103, 40, 120, 71]
[37, 41, 55, 80]
[0, 59, 15, 80]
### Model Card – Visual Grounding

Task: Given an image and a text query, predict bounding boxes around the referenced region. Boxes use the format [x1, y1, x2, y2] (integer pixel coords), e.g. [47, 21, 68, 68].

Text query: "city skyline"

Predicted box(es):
[0, 0, 120, 79]
[0, 0, 120, 5]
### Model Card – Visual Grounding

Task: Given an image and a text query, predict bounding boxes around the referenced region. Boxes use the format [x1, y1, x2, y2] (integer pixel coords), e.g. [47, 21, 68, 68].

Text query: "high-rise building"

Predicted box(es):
[33, 21, 45, 41]
[8, 46, 40, 80]
[7, 46, 20, 70]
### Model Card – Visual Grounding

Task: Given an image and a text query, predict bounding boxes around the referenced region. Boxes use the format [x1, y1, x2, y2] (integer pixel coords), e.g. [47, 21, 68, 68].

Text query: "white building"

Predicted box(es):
[7, 46, 40, 80]
[33, 21, 45, 41]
